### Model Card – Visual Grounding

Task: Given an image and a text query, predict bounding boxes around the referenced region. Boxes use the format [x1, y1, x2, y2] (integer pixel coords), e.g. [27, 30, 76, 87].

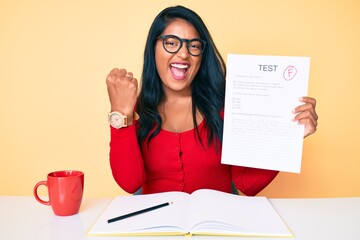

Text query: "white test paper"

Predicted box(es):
[221, 54, 310, 173]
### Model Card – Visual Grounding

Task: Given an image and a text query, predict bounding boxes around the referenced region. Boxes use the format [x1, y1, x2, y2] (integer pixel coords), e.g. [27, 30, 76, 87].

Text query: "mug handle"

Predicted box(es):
[33, 181, 51, 205]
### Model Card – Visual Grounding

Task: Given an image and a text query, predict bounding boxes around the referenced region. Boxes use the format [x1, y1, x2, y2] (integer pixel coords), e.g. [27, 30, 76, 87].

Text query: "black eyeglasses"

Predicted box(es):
[157, 34, 206, 56]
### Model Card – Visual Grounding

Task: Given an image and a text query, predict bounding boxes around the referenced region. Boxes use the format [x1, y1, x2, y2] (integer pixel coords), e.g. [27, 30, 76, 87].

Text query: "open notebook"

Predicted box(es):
[87, 189, 292, 237]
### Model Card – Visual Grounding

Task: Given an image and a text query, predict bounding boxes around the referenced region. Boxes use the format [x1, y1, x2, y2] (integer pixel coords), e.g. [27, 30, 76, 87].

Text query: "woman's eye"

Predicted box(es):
[189, 42, 202, 50]
[165, 40, 179, 47]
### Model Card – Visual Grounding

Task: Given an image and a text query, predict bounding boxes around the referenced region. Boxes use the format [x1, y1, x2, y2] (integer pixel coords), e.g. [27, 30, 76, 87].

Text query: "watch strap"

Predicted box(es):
[123, 112, 134, 127]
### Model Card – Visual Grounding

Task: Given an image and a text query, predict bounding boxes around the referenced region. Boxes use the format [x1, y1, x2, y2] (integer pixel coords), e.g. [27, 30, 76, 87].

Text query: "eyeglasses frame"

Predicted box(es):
[157, 34, 206, 56]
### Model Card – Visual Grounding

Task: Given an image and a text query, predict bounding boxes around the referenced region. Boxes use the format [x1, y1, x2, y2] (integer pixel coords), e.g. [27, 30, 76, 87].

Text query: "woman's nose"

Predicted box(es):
[176, 43, 189, 58]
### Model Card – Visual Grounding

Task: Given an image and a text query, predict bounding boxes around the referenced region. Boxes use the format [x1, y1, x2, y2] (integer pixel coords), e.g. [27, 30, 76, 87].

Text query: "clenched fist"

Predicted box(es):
[106, 68, 138, 115]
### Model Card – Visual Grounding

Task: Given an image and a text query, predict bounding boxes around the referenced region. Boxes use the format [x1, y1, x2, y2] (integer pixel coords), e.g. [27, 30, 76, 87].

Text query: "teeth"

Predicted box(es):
[171, 63, 188, 69]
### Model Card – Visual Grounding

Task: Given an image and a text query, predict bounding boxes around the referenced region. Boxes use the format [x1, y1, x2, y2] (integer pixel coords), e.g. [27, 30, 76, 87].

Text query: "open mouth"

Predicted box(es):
[170, 63, 189, 80]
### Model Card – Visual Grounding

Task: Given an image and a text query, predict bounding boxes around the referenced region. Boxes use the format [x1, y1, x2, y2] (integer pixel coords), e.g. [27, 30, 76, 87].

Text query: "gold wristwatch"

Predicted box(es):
[108, 111, 134, 129]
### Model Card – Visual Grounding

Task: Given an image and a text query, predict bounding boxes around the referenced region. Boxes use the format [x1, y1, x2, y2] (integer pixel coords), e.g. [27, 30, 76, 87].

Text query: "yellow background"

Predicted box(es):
[1, 0, 359, 198]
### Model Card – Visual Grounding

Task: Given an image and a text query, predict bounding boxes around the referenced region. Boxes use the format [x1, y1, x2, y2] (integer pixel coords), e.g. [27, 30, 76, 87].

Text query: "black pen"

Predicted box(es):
[108, 202, 173, 223]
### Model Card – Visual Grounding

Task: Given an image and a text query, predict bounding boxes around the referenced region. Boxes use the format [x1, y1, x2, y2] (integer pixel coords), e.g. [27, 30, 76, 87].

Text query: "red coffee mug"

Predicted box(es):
[33, 170, 84, 216]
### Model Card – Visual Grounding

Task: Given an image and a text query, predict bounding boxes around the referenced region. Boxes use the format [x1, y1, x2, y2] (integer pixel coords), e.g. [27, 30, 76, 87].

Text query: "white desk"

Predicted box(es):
[0, 196, 359, 240]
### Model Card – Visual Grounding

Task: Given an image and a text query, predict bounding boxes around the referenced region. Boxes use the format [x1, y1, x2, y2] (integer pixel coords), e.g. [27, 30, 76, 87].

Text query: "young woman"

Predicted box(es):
[106, 6, 318, 195]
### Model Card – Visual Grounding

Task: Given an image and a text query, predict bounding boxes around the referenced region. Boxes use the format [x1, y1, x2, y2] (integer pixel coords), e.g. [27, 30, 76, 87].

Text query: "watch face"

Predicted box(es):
[109, 112, 124, 129]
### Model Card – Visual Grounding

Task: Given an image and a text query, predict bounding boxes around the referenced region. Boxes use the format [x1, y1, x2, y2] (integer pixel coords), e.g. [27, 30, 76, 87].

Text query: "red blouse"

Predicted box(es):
[109, 118, 279, 196]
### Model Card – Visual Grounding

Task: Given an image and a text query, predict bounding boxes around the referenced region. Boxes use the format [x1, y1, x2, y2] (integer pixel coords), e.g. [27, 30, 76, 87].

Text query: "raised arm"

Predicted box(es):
[107, 68, 145, 193]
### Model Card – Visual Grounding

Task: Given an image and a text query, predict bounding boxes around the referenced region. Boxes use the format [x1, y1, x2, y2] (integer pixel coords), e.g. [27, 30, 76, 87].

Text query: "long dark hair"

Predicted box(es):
[136, 5, 226, 146]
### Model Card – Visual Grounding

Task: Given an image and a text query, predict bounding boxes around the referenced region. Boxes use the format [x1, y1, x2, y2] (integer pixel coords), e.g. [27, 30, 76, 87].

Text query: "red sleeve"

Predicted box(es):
[231, 166, 279, 196]
[109, 123, 146, 194]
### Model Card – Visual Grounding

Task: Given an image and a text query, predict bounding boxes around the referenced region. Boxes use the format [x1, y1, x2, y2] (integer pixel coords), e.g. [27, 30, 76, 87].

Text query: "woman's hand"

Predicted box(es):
[106, 68, 138, 115]
[292, 97, 318, 138]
